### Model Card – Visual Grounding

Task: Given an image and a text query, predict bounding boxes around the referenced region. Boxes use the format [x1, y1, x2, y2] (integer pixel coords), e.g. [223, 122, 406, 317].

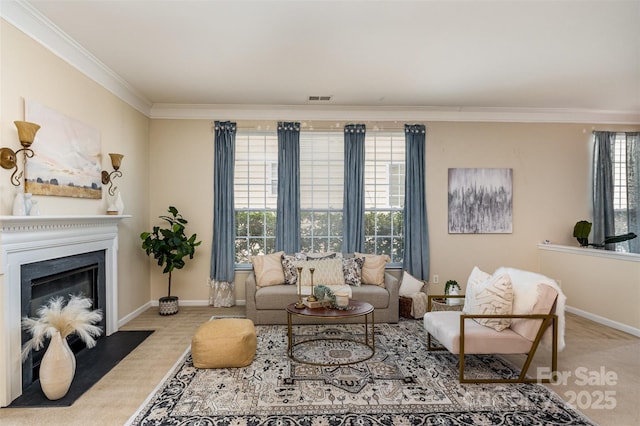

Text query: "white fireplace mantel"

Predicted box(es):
[0, 215, 129, 406]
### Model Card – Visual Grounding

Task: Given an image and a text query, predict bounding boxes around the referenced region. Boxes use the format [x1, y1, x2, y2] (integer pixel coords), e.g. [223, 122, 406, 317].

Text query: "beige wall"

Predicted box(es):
[0, 20, 151, 318]
[149, 119, 638, 303]
[539, 246, 640, 331]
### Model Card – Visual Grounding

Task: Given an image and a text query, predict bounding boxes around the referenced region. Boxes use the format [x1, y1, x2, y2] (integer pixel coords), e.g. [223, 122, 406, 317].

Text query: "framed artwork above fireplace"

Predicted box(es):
[24, 100, 102, 199]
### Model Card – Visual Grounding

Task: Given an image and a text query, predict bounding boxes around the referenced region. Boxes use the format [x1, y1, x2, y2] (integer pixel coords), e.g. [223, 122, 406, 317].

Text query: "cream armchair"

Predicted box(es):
[423, 267, 565, 384]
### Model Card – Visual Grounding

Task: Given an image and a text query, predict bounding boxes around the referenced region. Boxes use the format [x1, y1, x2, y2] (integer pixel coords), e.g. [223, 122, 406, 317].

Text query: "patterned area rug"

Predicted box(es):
[128, 320, 594, 425]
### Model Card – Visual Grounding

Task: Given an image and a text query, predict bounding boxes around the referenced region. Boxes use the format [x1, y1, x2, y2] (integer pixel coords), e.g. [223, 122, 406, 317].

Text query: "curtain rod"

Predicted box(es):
[215, 120, 420, 133]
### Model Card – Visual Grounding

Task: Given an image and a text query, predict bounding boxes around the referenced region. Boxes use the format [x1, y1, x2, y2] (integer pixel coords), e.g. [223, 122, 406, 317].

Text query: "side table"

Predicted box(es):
[428, 295, 464, 312]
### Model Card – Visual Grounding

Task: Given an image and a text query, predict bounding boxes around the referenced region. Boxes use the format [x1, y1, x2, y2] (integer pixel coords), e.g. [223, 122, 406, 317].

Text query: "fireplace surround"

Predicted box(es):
[0, 215, 127, 407]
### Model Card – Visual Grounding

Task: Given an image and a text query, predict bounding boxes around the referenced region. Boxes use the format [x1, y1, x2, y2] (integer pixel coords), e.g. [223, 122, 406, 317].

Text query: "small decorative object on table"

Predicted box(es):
[444, 280, 463, 305]
[21, 295, 103, 400]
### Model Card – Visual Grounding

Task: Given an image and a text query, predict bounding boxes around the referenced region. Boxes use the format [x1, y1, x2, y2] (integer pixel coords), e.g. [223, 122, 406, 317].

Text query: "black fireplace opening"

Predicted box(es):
[20, 250, 106, 389]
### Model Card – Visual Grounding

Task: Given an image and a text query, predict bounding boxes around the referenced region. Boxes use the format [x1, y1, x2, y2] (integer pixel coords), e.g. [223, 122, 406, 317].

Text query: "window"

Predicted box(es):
[233, 129, 406, 265]
[234, 133, 278, 264]
[364, 133, 405, 264]
[613, 133, 629, 252]
[300, 132, 344, 253]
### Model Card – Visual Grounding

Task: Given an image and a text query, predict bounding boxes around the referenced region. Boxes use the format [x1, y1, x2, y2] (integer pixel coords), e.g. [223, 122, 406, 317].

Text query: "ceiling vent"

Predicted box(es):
[308, 95, 333, 102]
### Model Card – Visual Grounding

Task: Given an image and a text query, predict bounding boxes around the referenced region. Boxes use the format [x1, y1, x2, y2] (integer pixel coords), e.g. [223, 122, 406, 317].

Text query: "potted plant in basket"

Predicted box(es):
[140, 206, 201, 315]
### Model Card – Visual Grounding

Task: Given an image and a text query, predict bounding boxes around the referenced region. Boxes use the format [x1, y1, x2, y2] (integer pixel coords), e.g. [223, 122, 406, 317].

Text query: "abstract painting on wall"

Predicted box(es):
[25, 100, 102, 199]
[448, 168, 513, 234]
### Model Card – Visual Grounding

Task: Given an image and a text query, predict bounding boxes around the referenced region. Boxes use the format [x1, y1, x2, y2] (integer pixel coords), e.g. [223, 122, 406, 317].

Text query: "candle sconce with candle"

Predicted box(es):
[295, 266, 305, 309]
[306, 267, 317, 302]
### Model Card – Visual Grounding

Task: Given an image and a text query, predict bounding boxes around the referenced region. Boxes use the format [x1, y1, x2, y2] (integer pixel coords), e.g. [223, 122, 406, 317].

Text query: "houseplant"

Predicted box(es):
[21, 295, 103, 400]
[444, 280, 462, 306]
[573, 220, 592, 247]
[140, 206, 201, 315]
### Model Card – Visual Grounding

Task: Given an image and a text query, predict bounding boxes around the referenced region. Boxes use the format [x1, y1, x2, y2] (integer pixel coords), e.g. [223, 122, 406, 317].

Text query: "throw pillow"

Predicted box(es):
[342, 257, 365, 286]
[465, 273, 514, 331]
[281, 252, 307, 285]
[305, 252, 338, 260]
[355, 253, 390, 287]
[296, 258, 345, 287]
[462, 266, 492, 313]
[399, 271, 425, 297]
[250, 251, 285, 287]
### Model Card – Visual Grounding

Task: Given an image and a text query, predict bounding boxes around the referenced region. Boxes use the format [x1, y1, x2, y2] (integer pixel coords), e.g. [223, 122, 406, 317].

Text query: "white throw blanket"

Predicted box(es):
[494, 267, 567, 351]
[409, 292, 429, 319]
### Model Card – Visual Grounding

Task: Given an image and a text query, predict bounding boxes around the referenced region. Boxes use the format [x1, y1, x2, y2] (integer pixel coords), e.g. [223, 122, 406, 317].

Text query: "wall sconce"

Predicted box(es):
[101, 153, 124, 196]
[0, 121, 41, 186]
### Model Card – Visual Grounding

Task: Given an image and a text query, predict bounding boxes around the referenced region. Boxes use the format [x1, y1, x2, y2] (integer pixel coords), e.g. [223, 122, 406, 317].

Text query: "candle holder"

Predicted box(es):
[307, 267, 317, 302]
[295, 266, 305, 308]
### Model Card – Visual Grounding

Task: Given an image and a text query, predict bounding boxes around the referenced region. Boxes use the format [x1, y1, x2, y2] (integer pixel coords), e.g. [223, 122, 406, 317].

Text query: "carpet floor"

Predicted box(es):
[127, 321, 594, 425]
[9, 330, 153, 407]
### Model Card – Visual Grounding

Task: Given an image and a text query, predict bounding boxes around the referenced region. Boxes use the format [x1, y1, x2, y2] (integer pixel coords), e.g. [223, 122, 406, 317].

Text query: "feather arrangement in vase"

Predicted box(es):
[21, 295, 103, 400]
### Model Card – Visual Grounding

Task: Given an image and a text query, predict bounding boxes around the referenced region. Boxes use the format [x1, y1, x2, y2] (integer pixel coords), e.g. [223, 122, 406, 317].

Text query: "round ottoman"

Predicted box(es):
[191, 318, 257, 368]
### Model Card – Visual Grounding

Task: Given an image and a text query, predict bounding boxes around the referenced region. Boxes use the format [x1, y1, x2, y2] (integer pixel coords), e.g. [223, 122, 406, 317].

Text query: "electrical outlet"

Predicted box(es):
[432, 274, 439, 284]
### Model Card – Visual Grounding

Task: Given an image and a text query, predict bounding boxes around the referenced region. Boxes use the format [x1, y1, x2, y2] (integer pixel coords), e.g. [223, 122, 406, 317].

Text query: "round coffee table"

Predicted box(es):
[286, 300, 375, 366]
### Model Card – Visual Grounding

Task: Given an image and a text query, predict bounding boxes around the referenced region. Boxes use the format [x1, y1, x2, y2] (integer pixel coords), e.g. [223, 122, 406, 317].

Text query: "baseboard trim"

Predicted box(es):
[117, 302, 152, 329]
[149, 299, 247, 307]
[566, 305, 640, 337]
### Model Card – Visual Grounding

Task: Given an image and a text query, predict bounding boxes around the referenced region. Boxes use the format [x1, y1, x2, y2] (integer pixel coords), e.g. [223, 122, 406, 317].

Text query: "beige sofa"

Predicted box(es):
[245, 271, 399, 325]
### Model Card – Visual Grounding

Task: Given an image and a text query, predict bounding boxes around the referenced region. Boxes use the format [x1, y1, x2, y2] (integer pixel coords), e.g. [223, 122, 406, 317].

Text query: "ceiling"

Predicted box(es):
[5, 1, 640, 119]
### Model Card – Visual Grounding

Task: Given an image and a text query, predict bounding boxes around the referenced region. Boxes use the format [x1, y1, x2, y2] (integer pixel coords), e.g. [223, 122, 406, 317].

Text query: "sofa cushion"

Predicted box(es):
[250, 251, 285, 287]
[423, 311, 533, 355]
[355, 253, 390, 287]
[255, 284, 353, 310]
[342, 257, 365, 286]
[464, 273, 514, 331]
[350, 285, 390, 309]
[296, 258, 345, 286]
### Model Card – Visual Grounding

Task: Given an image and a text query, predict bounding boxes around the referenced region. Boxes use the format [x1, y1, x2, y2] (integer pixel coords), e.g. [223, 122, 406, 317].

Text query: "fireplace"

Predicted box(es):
[20, 250, 107, 389]
[0, 215, 126, 407]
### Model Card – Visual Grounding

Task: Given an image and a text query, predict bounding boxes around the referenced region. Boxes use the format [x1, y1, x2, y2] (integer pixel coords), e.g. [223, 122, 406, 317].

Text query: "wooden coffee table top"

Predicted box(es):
[286, 299, 374, 318]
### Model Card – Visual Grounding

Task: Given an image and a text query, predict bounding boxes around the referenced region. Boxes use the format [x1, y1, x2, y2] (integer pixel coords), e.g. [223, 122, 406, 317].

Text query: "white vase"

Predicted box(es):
[12, 192, 26, 216]
[39, 331, 76, 400]
[24, 193, 33, 215]
[114, 192, 124, 215]
[30, 200, 41, 216]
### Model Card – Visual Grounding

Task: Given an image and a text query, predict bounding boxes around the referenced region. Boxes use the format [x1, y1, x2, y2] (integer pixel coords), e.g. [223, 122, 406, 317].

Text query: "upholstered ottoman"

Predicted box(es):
[191, 318, 257, 368]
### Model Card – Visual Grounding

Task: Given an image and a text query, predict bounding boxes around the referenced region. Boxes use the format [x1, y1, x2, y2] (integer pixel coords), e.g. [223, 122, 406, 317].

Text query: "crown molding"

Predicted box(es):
[150, 103, 640, 124]
[3, 1, 638, 124]
[1, 0, 152, 116]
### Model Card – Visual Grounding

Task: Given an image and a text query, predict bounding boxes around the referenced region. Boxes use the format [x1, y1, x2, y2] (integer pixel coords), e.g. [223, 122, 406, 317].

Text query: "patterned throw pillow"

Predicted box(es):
[465, 273, 514, 331]
[295, 258, 345, 287]
[355, 253, 390, 287]
[281, 253, 306, 285]
[342, 257, 365, 286]
[250, 251, 285, 287]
